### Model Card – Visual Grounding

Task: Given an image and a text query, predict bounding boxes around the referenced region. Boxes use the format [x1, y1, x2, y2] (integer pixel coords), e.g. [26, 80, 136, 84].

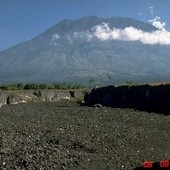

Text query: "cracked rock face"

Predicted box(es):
[57, 91, 71, 100]
[69, 91, 84, 99]
[0, 90, 81, 108]
[7, 93, 29, 105]
[40, 91, 71, 101]
[0, 91, 8, 108]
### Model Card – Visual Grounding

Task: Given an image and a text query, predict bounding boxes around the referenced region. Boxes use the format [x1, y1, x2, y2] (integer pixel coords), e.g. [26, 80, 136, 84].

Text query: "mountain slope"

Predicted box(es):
[0, 16, 170, 85]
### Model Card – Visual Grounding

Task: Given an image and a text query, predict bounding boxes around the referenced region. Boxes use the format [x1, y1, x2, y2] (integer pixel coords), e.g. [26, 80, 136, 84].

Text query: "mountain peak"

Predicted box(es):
[0, 16, 168, 85]
[44, 16, 157, 36]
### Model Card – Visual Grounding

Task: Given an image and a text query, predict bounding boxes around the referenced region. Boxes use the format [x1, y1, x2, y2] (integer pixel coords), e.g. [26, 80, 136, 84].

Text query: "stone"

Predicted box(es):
[0, 91, 8, 107]
[7, 93, 25, 105]
[57, 91, 71, 100]
[22, 91, 39, 102]
[69, 90, 84, 99]
[94, 104, 102, 108]
[40, 91, 56, 101]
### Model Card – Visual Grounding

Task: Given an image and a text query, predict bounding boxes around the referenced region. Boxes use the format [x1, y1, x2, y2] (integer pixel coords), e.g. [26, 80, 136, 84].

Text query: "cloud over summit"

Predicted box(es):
[67, 16, 170, 46]
[91, 22, 170, 45]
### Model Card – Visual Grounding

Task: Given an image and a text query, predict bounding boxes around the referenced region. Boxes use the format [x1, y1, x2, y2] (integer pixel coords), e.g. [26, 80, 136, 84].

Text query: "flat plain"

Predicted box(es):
[0, 101, 170, 169]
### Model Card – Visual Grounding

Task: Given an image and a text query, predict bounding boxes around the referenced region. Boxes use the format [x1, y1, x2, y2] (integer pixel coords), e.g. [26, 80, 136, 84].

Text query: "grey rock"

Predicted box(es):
[80, 100, 85, 106]
[40, 91, 56, 101]
[7, 93, 26, 105]
[17, 91, 39, 102]
[94, 104, 102, 108]
[0, 90, 84, 108]
[57, 91, 71, 100]
[0, 91, 8, 107]
[33, 90, 41, 98]
[40, 91, 71, 101]
[81, 100, 85, 104]
[69, 91, 84, 99]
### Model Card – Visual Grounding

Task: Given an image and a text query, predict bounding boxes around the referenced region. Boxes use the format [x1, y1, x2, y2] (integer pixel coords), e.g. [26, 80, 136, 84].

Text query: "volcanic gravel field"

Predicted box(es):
[0, 101, 170, 170]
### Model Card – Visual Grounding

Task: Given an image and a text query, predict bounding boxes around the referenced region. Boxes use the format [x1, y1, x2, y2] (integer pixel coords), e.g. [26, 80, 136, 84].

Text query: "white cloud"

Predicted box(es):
[149, 6, 154, 15]
[149, 16, 166, 31]
[91, 22, 170, 45]
[71, 19, 170, 46]
[73, 31, 93, 41]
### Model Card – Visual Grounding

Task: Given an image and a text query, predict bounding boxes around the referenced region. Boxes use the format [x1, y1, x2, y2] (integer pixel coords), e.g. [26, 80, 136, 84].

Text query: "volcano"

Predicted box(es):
[0, 16, 170, 85]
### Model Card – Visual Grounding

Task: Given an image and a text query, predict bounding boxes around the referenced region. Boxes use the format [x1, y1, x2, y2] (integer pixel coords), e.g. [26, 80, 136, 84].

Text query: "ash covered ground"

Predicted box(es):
[0, 101, 170, 169]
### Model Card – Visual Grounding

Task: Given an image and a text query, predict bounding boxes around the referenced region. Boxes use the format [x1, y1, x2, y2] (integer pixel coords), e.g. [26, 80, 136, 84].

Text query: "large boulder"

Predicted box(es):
[55, 91, 71, 101]
[7, 93, 26, 105]
[21, 91, 39, 102]
[40, 90, 71, 101]
[39, 91, 56, 101]
[69, 90, 84, 99]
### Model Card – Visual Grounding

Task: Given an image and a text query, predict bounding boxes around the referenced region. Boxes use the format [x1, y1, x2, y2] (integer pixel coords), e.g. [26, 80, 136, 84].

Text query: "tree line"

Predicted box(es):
[0, 83, 87, 91]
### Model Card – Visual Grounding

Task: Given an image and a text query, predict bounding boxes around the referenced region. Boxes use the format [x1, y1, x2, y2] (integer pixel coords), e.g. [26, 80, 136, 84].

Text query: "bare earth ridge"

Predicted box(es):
[0, 101, 170, 169]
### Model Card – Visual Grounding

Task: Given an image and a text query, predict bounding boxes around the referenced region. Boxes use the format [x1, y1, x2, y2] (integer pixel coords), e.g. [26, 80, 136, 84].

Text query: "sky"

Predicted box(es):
[0, 0, 170, 51]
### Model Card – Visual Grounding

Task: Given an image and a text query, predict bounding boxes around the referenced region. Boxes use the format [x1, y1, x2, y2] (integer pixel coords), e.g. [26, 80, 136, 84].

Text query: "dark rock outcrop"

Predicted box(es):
[84, 84, 170, 115]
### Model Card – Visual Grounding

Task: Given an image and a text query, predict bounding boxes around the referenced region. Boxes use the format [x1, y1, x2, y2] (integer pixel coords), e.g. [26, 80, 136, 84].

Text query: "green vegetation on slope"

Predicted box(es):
[0, 82, 88, 91]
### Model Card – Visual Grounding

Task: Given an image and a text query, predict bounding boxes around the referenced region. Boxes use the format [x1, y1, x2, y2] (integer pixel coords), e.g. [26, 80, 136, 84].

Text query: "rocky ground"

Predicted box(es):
[0, 101, 170, 170]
